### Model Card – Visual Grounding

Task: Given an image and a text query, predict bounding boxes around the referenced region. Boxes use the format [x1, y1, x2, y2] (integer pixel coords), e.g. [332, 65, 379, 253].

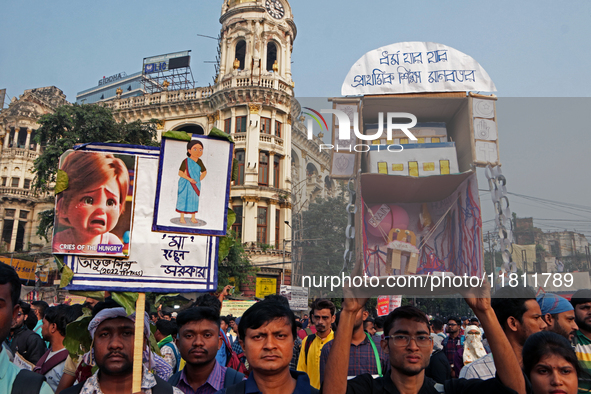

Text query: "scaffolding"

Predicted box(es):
[141, 50, 196, 94]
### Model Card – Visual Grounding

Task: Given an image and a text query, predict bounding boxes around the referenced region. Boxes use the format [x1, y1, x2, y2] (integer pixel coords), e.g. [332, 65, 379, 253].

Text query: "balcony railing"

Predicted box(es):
[1, 148, 39, 160]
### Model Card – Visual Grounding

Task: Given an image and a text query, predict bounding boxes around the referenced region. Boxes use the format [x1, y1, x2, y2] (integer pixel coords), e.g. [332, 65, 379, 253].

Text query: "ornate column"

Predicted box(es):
[268, 199, 278, 248]
[25, 128, 32, 150]
[3, 127, 10, 148]
[12, 127, 19, 147]
[242, 196, 259, 245]
[9, 209, 20, 252]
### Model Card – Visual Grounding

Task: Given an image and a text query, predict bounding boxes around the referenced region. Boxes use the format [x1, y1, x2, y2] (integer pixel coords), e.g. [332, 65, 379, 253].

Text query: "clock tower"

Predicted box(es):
[212, 0, 297, 274]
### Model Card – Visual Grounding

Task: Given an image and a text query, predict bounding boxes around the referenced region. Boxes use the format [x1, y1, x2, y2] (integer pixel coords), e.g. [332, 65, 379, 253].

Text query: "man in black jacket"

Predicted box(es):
[8, 300, 46, 365]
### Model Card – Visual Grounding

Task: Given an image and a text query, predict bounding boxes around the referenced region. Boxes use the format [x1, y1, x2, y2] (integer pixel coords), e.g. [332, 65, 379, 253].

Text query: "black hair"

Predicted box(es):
[383, 305, 429, 337]
[186, 140, 204, 157]
[150, 312, 159, 318]
[92, 299, 122, 317]
[193, 294, 222, 313]
[238, 299, 296, 341]
[374, 316, 386, 330]
[163, 312, 172, 318]
[523, 331, 582, 379]
[470, 317, 479, 323]
[176, 307, 220, 330]
[571, 289, 591, 308]
[310, 298, 336, 316]
[229, 316, 236, 322]
[220, 316, 230, 326]
[67, 304, 84, 322]
[19, 300, 31, 315]
[491, 285, 536, 330]
[431, 318, 444, 331]
[447, 316, 461, 326]
[25, 309, 38, 330]
[295, 321, 303, 329]
[44, 305, 71, 337]
[32, 301, 49, 318]
[264, 294, 290, 308]
[156, 319, 178, 337]
[0, 262, 21, 308]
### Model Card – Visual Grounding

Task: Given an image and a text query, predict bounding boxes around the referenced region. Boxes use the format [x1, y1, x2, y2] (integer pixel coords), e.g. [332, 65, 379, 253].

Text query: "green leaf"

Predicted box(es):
[208, 127, 234, 143]
[64, 313, 92, 359]
[111, 292, 139, 315]
[60, 264, 74, 288]
[232, 158, 238, 181]
[162, 130, 191, 141]
[155, 293, 179, 307]
[226, 208, 236, 231]
[69, 291, 105, 302]
[54, 255, 64, 272]
[55, 169, 69, 194]
[218, 236, 234, 262]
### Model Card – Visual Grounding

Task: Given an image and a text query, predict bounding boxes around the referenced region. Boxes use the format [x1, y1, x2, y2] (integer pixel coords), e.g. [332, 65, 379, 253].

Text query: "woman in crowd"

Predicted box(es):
[523, 331, 583, 394]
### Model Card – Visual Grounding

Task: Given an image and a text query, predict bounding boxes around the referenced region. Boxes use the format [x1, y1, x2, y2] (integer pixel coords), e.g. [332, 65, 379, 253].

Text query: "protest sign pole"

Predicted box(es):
[132, 292, 146, 393]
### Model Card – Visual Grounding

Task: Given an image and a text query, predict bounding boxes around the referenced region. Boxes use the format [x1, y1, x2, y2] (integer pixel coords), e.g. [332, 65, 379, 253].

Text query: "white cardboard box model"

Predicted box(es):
[365, 122, 448, 145]
[365, 142, 459, 176]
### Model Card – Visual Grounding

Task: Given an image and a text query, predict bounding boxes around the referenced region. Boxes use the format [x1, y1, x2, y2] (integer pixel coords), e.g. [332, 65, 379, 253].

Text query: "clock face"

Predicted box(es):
[265, 0, 284, 19]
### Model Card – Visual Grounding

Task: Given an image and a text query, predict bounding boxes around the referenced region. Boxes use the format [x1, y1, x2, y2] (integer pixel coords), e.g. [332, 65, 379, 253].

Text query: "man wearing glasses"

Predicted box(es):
[442, 317, 462, 377]
[323, 283, 526, 394]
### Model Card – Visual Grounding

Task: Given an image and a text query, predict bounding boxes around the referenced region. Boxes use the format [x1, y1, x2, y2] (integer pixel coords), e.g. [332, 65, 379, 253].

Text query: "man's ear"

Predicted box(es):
[218, 336, 223, 351]
[543, 313, 554, 327]
[362, 311, 369, 322]
[12, 304, 18, 321]
[330, 314, 336, 324]
[380, 338, 389, 352]
[506, 316, 519, 333]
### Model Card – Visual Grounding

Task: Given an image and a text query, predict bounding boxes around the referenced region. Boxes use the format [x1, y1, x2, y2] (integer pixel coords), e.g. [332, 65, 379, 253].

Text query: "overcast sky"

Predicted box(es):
[2, 0, 591, 236]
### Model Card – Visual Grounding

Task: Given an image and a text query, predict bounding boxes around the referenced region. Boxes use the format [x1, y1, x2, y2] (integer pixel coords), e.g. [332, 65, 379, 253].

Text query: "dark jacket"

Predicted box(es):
[9, 324, 46, 365]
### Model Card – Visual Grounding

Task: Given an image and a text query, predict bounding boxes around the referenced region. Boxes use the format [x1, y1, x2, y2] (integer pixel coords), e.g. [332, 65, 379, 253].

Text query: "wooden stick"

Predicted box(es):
[132, 293, 146, 393]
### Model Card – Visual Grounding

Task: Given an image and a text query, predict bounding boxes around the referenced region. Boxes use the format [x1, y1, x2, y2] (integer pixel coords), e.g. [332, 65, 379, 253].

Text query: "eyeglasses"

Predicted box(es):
[384, 335, 432, 347]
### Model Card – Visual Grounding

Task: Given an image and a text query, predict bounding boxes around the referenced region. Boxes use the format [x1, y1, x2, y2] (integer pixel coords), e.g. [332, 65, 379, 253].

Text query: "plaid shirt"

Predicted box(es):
[76, 367, 183, 394]
[290, 336, 302, 370]
[443, 335, 463, 366]
[459, 353, 495, 380]
[319, 335, 389, 383]
[176, 360, 226, 394]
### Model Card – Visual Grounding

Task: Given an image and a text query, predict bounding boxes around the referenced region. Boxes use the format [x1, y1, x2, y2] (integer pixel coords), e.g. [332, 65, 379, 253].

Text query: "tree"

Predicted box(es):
[33, 103, 159, 239]
[217, 230, 258, 291]
[299, 184, 350, 298]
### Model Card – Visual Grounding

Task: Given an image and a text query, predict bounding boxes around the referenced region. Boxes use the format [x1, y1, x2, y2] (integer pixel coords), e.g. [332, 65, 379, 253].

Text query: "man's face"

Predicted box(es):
[241, 317, 293, 374]
[220, 320, 228, 332]
[353, 309, 368, 331]
[303, 315, 308, 320]
[313, 308, 335, 334]
[11, 306, 25, 330]
[41, 317, 52, 341]
[446, 320, 458, 334]
[515, 300, 547, 345]
[365, 321, 376, 336]
[574, 302, 591, 333]
[229, 320, 237, 332]
[164, 315, 171, 321]
[462, 319, 469, 327]
[382, 318, 432, 377]
[177, 320, 221, 367]
[550, 311, 578, 341]
[151, 315, 158, 323]
[94, 317, 135, 376]
[0, 283, 18, 344]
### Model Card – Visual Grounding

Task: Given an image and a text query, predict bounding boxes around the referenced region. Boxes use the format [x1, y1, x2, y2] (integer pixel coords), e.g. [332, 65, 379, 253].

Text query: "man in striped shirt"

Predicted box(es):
[571, 289, 591, 394]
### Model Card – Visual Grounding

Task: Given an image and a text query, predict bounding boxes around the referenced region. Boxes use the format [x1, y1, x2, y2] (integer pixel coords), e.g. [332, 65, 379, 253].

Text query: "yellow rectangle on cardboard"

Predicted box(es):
[0, 257, 37, 281]
[256, 277, 277, 298]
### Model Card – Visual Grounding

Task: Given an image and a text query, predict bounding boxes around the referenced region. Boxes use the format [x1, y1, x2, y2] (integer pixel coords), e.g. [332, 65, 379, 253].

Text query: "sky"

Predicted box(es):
[2, 0, 591, 237]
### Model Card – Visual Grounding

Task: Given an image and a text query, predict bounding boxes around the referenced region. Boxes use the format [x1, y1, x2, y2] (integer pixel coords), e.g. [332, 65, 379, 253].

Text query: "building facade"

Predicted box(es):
[0, 87, 67, 252]
[76, 71, 144, 104]
[100, 0, 330, 287]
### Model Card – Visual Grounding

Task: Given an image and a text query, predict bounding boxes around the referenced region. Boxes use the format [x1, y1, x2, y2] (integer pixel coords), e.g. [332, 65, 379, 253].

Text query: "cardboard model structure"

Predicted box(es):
[330, 42, 500, 296]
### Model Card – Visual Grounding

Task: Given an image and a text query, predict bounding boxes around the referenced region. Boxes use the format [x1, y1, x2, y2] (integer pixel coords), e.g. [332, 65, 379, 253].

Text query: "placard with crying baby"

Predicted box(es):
[52, 150, 136, 257]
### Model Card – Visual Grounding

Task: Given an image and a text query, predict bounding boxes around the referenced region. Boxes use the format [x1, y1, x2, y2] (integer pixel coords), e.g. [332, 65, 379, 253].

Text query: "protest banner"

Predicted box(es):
[280, 285, 309, 311]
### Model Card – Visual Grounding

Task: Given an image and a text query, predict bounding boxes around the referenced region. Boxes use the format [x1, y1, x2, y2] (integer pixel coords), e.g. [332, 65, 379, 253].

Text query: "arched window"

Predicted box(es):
[266, 42, 278, 72]
[259, 151, 269, 185]
[235, 40, 246, 70]
[235, 150, 245, 185]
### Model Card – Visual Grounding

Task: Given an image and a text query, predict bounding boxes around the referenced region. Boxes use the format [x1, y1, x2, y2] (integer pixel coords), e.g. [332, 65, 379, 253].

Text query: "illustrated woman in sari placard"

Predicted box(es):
[176, 140, 207, 224]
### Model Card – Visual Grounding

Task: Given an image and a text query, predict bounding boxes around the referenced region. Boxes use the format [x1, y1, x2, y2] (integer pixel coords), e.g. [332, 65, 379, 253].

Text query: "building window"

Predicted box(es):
[235, 40, 246, 70]
[1, 177, 6, 187]
[275, 121, 282, 138]
[11, 178, 19, 188]
[23, 179, 31, 190]
[19, 211, 28, 220]
[232, 205, 243, 241]
[273, 156, 280, 188]
[260, 117, 271, 134]
[5, 209, 15, 218]
[266, 42, 278, 72]
[257, 207, 267, 244]
[258, 152, 269, 185]
[224, 118, 232, 133]
[236, 116, 247, 133]
[235, 150, 245, 185]
[275, 209, 280, 248]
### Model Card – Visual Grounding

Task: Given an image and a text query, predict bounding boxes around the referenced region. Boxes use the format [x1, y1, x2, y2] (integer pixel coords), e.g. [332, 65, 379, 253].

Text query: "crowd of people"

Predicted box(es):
[2, 261, 591, 394]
